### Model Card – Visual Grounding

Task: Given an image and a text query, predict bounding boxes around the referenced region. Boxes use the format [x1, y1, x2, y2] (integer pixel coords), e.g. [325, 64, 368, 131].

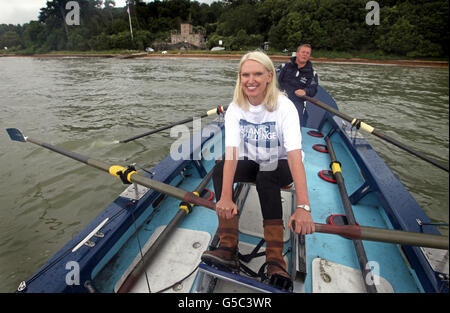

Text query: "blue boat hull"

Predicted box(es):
[17, 86, 446, 293]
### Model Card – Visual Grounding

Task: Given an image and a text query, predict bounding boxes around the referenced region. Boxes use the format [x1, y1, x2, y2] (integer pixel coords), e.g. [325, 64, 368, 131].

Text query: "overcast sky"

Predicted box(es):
[0, 0, 214, 25]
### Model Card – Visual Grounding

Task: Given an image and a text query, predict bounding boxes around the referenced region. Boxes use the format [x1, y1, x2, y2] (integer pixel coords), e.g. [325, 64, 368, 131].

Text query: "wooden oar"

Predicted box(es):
[6, 128, 448, 251]
[325, 135, 377, 293]
[118, 105, 226, 143]
[301, 95, 449, 173]
[117, 168, 215, 293]
[5, 128, 215, 211]
[314, 223, 448, 250]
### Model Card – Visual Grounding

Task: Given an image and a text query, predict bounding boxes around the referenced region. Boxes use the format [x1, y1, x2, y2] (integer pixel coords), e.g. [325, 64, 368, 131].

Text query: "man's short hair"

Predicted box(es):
[297, 44, 312, 51]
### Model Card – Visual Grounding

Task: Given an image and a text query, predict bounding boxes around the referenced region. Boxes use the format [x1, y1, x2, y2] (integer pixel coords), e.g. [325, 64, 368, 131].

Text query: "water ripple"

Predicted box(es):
[0, 57, 447, 292]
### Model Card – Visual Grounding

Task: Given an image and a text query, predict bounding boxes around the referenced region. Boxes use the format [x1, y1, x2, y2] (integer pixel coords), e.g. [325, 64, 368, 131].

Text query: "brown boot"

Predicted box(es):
[262, 219, 292, 291]
[201, 215, 239, 272]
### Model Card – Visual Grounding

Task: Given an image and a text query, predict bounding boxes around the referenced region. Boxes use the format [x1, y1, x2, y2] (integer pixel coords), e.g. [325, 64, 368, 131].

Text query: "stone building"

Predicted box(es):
[170, 23, 206, 49]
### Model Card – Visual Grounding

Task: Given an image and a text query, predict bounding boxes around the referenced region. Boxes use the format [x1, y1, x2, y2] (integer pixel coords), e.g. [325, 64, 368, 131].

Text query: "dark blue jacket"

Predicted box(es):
[276, 57, 318, 125]
[276, 57, 319, 106]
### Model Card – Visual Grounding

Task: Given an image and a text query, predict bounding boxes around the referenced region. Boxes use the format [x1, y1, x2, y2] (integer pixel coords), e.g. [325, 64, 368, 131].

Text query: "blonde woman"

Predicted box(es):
[201, 51, 314, 291]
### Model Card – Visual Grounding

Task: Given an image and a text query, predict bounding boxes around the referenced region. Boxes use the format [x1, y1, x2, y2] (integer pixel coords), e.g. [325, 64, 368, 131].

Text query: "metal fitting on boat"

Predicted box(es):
[179, 192, 199, 214]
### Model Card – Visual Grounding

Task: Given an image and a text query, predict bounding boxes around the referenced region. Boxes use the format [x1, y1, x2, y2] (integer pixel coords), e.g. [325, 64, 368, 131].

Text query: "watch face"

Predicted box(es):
[298, 205, 310, 212]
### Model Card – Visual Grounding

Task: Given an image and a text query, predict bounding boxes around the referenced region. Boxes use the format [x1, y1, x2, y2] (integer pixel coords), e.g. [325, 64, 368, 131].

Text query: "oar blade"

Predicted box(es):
[6, 128, 27, 142]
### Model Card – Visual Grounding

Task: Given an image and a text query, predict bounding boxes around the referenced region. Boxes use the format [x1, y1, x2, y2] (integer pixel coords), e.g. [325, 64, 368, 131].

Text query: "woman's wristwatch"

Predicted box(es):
[296, 204, 311, 212]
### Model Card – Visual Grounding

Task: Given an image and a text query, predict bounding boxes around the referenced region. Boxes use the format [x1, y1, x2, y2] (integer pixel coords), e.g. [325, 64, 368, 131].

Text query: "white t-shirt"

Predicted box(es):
[225, 94, 302, 170]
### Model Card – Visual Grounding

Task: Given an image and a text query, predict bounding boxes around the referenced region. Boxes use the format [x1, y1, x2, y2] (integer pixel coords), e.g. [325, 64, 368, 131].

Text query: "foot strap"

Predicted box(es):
[258, 261, 293, 292]
[238, 238, 265, 263]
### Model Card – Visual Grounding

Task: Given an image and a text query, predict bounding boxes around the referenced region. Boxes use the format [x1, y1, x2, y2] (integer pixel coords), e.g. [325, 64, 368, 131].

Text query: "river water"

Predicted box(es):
[0, 56, 448, 292]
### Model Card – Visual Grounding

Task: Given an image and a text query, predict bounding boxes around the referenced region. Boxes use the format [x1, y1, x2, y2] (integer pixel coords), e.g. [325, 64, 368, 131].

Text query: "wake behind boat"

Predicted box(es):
[8, 86, 448, 294]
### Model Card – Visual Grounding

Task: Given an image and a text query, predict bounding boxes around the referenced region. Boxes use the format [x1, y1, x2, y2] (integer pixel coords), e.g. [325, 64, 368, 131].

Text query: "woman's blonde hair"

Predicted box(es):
[232, 51, 280, 112]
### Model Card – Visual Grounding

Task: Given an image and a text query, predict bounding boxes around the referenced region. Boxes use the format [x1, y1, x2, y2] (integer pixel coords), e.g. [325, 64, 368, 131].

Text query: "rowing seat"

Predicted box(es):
[248, 181, 294, 190]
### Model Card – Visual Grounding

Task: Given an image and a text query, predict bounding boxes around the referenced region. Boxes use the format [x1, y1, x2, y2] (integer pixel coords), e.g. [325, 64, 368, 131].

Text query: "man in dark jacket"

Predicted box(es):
[276, 44, 318, 125]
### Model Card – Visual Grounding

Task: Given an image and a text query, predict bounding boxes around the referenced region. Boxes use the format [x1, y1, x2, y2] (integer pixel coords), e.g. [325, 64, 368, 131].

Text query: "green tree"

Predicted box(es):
[22, 21, 47, 51]
[0, 31, 22, 49]
[0, 0, 447, 57]
[216, 2, 261, 37]
[376, 17, 416, 55]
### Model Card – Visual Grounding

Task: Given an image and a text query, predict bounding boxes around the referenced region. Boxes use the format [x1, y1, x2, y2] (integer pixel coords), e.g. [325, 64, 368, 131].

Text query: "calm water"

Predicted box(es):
[0, 57, 448, 292]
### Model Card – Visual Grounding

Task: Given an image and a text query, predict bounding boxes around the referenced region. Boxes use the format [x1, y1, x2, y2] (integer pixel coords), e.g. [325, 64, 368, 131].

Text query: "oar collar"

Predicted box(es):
[109, 165, 138, 184]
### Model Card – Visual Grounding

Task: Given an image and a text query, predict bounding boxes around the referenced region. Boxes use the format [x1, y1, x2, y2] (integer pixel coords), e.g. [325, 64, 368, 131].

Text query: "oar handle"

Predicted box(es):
[315, 223, 360, 239]
[206, 105, 225, 116]
[315, 223, 449, 250]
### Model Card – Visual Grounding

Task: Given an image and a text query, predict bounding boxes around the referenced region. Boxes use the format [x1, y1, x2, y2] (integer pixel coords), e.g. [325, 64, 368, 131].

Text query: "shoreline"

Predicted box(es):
[144, 53, 450, 68]
[1, 52, 448, 68]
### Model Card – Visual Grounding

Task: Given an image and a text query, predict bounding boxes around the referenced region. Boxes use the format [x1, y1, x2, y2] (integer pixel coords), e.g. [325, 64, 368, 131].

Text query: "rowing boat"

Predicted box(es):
[11, 86, 448, 294]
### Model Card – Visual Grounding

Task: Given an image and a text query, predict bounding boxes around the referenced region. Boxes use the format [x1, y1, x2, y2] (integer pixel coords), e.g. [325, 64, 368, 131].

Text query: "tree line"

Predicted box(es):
[0, 0, 448, 57]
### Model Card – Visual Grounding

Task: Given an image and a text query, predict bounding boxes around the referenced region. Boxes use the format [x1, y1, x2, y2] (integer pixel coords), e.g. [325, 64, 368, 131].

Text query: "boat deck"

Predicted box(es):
[92, 123, 424, 293]
[300, 123, 422, 292]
